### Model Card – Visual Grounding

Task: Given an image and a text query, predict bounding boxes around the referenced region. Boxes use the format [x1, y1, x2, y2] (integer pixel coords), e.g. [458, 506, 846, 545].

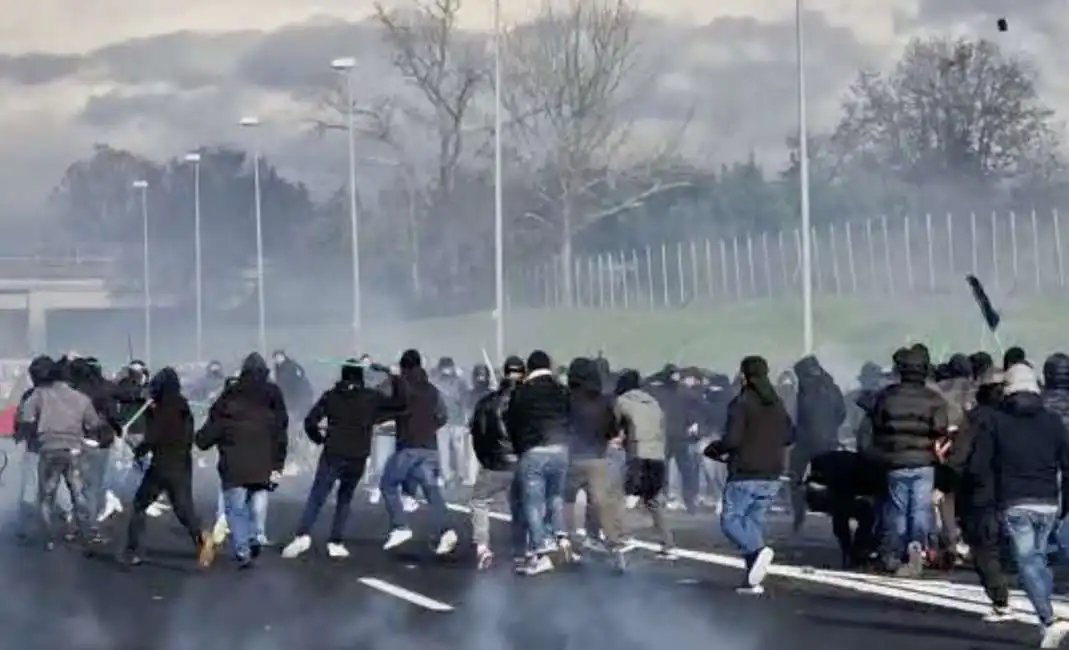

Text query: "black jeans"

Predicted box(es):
[667, 441, 699, 509]
[37, 449, 93, 544]
[295, 453, 366, 542]
[126, 466, 201, 552]
[961, 507, 1010, 608]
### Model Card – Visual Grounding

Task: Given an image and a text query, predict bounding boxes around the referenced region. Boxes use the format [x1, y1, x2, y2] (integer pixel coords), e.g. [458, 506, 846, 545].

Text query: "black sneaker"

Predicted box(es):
[250, 542, 262, 559]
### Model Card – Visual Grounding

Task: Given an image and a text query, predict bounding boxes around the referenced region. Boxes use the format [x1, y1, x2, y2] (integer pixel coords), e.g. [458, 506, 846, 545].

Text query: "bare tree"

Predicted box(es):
[502, 0, 689, 305]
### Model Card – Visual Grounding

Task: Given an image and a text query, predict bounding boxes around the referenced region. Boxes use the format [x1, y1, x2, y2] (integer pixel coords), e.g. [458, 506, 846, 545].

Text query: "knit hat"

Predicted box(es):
[1004, 363, 1040, 395]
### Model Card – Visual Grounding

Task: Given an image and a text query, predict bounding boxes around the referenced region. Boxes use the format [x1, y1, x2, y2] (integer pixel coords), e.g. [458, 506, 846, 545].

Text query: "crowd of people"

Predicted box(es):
[8, 340, 1069, 648]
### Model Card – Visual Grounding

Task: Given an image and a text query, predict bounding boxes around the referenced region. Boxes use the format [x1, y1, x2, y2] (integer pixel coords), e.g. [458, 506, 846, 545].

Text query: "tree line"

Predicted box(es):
[48, 0, 1068, 318]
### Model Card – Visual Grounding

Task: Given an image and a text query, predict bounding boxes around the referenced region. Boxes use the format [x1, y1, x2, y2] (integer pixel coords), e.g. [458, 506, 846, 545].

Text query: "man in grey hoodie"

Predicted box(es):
[614, 369, 674, 557]
[18, 355, 104, 549]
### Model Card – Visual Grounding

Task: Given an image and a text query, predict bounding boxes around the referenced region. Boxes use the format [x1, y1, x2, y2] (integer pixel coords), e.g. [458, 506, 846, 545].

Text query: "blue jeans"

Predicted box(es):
[518, 445, 568, 554]
[368, 432, 420, 497]
[380, 448, 448, 537]
[216, 487, 269, 543]
[295, 453, 362, 542]
[221, 486, 261, 560]
[1003, 506, 1058, 625]
[882, 466, 935, 560]
[720, 479, 780, 555]
[667, 441, 700, 507]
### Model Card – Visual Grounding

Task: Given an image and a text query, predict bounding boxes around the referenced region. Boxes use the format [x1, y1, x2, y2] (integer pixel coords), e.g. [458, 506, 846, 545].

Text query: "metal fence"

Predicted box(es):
[507, 209, 1069, 309]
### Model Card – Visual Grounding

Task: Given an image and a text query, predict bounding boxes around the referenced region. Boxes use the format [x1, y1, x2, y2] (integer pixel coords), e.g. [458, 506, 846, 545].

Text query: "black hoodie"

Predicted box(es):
[69, 358, 121, 448]
[869, 346, 949, 469]
[793, 355, 846, 453]
[566, 357, 617, 459]
[195, 353, 289, 489]
[137, 367, 196, 474]
[303, 362, 405, 462]
[394, 366, 447, 450]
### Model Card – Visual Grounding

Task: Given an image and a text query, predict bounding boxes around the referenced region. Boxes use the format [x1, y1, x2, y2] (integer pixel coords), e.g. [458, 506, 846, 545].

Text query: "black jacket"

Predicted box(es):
[646, 382, 705, 444]
[115, 370, 150, 436]
[136, 368, 195, 474]
[706, 387, 794, 481]
[70, 362, 121, 448]
[793, 356, 846, 453]
[969, 391, 1069, 512]
[869, 379, 948, 469]
[275, 357, 314, 413]
[393, 368, 447, 450]
[195, 353, 289, 489]
[470, 381, 520, 471]
[303, 374, 404, 462]
[1042, 353, 1069, 438]
[505, 369, 570, 455]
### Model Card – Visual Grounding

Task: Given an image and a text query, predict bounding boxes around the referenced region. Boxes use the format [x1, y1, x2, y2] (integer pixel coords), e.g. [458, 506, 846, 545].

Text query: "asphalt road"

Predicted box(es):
[0, 482, 1052, 650]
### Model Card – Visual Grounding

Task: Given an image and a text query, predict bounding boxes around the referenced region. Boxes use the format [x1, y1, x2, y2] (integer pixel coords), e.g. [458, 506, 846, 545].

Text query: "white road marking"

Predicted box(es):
[358, 577, 455, 612]
[444, 502, 1056, 623]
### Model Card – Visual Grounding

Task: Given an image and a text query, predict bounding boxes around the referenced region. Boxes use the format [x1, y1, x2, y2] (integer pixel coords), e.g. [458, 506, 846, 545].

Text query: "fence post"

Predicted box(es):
[1030, 209, 1041, 291]
[828, 223, 841, 295]
[704, 239, 714, 299]
[644, 245, 654, 309]
[587, 255, 597, 308]
[881, 215, 895, 297]
[991, 211, 1000, 292]
[1009, 210, 1019, 283]
[719, 238, 730, 298]
[761, 232, 773, 297]
[595, 254, 604, 308]
[676, 241, 686, 305]
[945, 212, 955, 282]
[904, 215, 914, 291]
[865, 218, 876, 292]
[732, 236, 743, 300]
[690, 240, 700, 304]
[845, 220, 857, 293]
[925, 212, 935, 292]
[573, 257, 583, 308]
[777, 229, 788, 292]
[660, 242, 670, 307]
[811, 227, 824, 294]
[1054, 209, 1065, 287]
[746, 234, 756, 296]
[606, 254, 616, 309]
[970, 211, 978, 276]
[621, 250, 632, 309]
[793, 228, 803, 289]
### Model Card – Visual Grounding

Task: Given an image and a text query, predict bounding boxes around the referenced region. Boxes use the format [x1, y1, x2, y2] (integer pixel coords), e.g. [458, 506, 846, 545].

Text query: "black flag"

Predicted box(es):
[966, 275, 1001, 332]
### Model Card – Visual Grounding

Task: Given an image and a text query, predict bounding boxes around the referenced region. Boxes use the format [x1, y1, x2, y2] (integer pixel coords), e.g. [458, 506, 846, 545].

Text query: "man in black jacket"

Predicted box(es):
[380, 349, 457, 556]
[124, 367, 215, 568]
[869, 344, 949, 577]
[195, 353, 288, 568]
[705, 356, 794, 593]
[969, 364, 1069, 645]
[504, 349, 571, 576]
[281, 360, 404, 560]
[790, 355, 846, 532]
[468, 356, 527, 571]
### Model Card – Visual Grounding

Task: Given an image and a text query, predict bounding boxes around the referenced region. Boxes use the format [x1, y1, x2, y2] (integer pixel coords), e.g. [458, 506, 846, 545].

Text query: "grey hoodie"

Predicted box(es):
[614, 388, 666, 460]
[19, 382, 102, 453]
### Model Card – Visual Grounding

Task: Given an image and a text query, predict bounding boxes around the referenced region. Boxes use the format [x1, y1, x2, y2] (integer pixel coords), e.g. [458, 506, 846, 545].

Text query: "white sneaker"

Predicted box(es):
[211, 516, 229, 545]
[736, 585, 765, 595]
[97, 491, 123, 523]
[982, 606, 1014, 623]
[401, 495, 419, 512]
[281, 535, 311, 559]
[625, 495, 640, 510]
[368, 487, 382, 504]
[747, 547, 775, 587]
[435, 529, 458, 555]
[282, 464, 300, 477]
[326, 542, 350, 559]
[476, 546, 494, 570]
[146, 502, 165, 518]
[525, 555, 554, 576]
[558, 538, 579, 564]
[384, 528, 414, 550]
[1041, 619, 1069, 648]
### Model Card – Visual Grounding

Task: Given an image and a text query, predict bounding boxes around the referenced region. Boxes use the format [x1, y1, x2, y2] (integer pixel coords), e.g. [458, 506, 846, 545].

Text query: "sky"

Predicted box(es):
[0, 0, 1065, 230]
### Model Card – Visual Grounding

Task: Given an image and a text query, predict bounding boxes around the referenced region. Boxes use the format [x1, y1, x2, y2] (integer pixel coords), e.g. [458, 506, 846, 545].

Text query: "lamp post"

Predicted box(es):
[183, 151, 204, 361]
[331, 56, 362, 350]
[239, 115, 267, 357]
[492, 0, 505, 364]
[132, 179, 151, 366]
[797, 0, 813, 355]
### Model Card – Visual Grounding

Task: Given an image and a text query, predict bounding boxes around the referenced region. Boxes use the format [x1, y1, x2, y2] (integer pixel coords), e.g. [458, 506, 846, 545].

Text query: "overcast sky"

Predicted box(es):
[0, 0, 1065, 224]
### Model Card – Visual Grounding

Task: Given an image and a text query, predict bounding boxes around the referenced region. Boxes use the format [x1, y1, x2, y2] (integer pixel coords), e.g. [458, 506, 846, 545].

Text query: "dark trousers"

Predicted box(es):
[296, 453, 366, 542]
[126, 466, 201, 552]
[38, 449, 92, 543]
[667, 441, 699, 509]
[830, 495, 877, 567]
[961, 508, 1010, 608]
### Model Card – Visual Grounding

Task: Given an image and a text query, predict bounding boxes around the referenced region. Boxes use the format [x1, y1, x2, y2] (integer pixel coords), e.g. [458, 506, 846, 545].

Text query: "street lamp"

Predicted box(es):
[132, 179, 151, 366]
[797, 0, 813, 355]
[331, 56, 362, 351]
[239, 115, 267, 357]
[184, 151, 204, 361]
[492, 0, 505, 365]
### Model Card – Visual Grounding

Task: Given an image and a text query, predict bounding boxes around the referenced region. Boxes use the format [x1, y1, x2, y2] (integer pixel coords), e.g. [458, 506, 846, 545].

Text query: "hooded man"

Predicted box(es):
[124, 367, 215, 568]
[380, 349, 457, 556]
[431, 356, 475, 488]
[281, 359, 405, 560]
[17, 355, 104, 550]
[646, 364, 704, 513]
[467, 356, 527, 571]
[68, 358, 122, 526]
[561, 357, 627, 571]
[195, 352, 288, 568]
[615, 369, 673, 557]
[705, 355, 794, 594]
[790, 355, 846, 532]
[869, 344, 949, 577]
[967, 364, 1069, 646]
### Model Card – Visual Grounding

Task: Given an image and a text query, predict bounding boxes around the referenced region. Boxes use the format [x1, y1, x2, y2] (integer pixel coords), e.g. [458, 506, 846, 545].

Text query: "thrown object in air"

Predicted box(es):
[997, 18, 1008, 32]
